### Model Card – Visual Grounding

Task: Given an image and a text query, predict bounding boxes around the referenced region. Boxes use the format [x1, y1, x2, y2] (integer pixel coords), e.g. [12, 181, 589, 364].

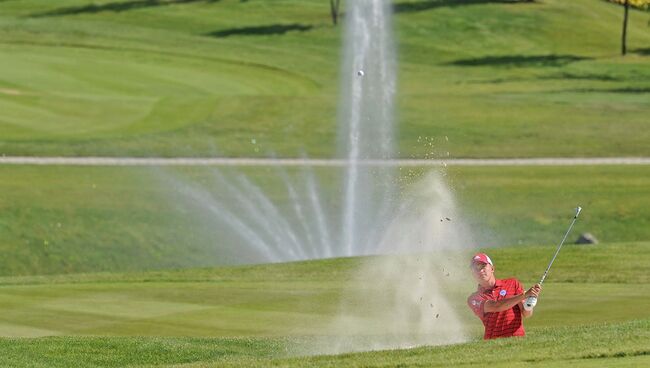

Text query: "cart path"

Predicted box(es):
[0, 156, 649, 166]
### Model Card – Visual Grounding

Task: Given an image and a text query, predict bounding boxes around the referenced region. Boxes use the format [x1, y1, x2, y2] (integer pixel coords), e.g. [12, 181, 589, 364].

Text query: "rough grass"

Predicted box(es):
[0, 0, 649, 157]
[1, 321, 648, 367]
[0, 165, 649, 275]
[447, 165, 650, 247]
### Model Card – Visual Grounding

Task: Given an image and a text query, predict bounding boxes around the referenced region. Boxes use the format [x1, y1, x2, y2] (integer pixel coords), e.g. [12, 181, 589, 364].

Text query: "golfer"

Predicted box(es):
[467, 253, 541, 339]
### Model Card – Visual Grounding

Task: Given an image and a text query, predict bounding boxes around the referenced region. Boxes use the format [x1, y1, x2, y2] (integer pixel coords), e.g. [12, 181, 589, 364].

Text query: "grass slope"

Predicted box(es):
[0, 0, 648, 157]
[0, 242, 648, 367]
[1, 165, 649, 275]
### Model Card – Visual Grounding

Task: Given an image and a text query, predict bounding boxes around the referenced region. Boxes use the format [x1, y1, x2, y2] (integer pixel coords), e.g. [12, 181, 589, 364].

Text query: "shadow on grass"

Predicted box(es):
[31, 0, 219, 17]
[568, 87, 650, 94]
[394, 0, 537, 13]
[448, 54, 592, 67]
[632, 48, 650, 56]
[542, 72, 621, 82]
[473, 70, 626, 84]
[206, 24, 313, 38]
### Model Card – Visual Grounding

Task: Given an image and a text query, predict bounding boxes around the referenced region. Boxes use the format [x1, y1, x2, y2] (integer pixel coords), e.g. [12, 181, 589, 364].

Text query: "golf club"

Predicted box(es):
[523, 206, 582, 311]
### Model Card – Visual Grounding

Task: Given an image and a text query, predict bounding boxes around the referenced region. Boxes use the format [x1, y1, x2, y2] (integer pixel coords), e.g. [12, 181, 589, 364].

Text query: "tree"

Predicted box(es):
[330, 0, 341, 25]
[610, 0, 650, 55]
[622, 0, 630, 55]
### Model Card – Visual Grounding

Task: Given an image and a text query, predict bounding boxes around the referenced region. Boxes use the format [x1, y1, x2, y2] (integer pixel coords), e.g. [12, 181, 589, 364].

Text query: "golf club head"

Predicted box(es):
[574, 206, 582, 219]
[523, 296, 537, 311]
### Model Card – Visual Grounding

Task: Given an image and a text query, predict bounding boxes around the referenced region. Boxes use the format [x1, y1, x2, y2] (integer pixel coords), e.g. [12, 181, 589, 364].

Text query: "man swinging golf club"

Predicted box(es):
[467, 253, 541, 339]
[467, 206, 582, 340]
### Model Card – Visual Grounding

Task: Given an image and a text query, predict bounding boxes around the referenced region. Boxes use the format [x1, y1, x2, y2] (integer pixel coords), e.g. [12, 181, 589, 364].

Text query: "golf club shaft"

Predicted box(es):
[538, 207, 582, 285]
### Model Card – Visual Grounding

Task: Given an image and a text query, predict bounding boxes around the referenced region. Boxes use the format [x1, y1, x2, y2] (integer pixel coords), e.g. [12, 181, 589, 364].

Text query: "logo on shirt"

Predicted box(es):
[499, 289, 507, 296]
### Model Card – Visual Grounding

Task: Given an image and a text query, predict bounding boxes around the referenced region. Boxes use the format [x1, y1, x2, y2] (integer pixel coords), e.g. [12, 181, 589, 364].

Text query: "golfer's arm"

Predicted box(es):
[521, 302, 533, 318]
[484, 294, 526, 313]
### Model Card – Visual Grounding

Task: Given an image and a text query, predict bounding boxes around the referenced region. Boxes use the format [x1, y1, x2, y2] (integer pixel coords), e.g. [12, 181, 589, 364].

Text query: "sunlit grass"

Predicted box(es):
[0, 0, 648, 157]
[0, 242, 648, 366]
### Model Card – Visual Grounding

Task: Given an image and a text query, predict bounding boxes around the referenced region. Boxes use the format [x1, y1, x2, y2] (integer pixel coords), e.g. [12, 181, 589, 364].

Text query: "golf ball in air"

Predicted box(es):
[357, 70, 364, 76]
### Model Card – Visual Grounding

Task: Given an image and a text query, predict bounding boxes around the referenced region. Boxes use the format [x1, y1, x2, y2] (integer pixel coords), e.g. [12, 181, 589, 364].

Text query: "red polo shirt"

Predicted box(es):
[467, 278, 525, 339]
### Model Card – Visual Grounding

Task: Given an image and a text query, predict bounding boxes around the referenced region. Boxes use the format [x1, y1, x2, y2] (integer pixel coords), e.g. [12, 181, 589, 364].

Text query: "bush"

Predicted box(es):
[608, 0, 650, 10]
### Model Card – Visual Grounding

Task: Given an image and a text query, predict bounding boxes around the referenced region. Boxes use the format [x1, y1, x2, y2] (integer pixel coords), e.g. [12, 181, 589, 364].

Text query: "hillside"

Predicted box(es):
[0, 0, 648, 158]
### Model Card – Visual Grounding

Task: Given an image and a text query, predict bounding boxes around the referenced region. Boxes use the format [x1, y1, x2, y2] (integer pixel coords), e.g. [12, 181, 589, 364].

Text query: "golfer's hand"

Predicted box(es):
[524, 284, 541, 298]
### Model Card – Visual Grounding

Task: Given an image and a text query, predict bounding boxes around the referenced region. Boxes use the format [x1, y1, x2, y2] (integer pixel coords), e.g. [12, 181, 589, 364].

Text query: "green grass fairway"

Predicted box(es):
[0, 242, 648, 367]
[0, 0, 649, 157]
[1, 164, 649, 275]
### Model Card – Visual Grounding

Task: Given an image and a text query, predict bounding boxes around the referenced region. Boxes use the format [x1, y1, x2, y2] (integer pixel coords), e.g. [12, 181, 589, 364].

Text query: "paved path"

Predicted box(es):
[1, 156, 649, 166]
